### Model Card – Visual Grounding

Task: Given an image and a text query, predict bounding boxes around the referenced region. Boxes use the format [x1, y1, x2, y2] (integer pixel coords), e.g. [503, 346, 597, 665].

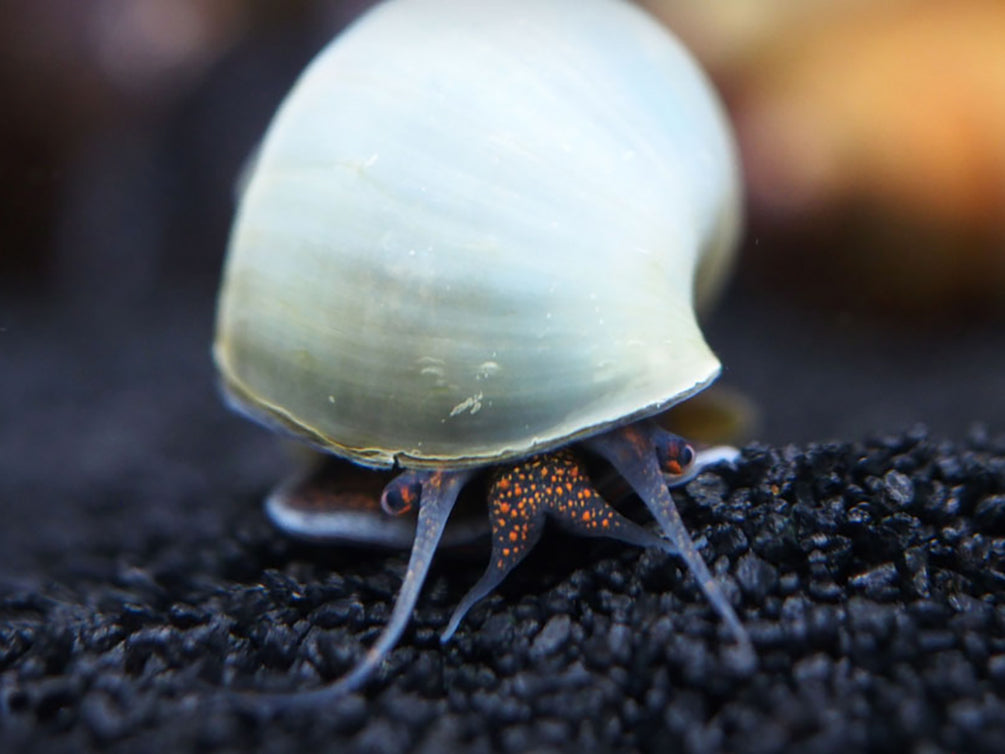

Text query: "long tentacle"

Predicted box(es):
[233, 468, 472, 714]
[586, 424, 753, 658]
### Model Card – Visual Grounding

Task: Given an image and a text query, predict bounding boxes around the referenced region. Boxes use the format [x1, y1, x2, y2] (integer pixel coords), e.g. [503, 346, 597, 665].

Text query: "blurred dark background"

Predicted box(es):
[2, 0, 1004, 582]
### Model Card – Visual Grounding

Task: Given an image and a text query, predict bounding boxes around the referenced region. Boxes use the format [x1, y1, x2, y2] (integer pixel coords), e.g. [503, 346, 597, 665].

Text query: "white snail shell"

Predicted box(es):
[214, 0, 742, 470]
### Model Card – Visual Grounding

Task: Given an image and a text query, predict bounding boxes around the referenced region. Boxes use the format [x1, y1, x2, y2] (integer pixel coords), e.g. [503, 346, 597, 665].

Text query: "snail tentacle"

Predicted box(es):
[586, 423, 754, 659]
[238, 468, 473, 712]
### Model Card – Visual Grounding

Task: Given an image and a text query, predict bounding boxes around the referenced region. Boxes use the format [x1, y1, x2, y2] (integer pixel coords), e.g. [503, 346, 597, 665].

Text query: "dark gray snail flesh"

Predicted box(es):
[235, 420, 753, 713]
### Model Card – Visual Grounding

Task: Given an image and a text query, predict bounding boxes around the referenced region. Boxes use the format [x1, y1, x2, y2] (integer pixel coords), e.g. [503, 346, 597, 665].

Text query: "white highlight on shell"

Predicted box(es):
[475, 362, 500, 381]
[449, 392, 484, 418]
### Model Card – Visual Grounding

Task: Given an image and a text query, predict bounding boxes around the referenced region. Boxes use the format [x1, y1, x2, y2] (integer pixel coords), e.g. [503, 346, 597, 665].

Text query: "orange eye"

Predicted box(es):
[659, 438, 696, 477]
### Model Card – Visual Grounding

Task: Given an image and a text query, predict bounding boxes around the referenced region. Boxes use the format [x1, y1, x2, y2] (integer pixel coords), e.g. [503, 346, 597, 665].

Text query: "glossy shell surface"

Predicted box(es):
[214, 0, 742, 469]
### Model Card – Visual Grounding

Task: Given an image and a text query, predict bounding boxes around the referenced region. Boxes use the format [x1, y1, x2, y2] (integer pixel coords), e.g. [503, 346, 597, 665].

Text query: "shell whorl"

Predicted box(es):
[214, 0, 742, 469]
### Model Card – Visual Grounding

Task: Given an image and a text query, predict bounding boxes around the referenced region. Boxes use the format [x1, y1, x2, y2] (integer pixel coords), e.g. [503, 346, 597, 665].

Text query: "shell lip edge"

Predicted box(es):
[214, 347, 721, 473]
[214, 368, 399, 469]
[388, 364, 724, 470]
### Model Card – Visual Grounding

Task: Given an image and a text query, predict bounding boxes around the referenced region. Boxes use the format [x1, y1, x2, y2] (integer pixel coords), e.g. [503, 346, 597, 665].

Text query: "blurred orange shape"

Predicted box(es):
[735, 1, 1005, 231]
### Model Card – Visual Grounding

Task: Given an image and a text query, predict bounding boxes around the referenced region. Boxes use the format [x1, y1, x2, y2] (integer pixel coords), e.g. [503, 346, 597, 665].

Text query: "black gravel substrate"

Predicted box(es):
[3, 413, 1005, 752]
[5, 8, 1005, 748]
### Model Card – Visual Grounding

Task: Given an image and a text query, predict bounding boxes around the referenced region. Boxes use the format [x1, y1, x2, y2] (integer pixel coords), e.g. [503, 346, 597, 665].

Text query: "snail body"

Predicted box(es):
[214, 0, 748, 708]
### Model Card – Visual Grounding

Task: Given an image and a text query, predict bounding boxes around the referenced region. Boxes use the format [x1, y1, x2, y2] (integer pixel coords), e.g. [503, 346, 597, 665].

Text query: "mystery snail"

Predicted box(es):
[214, 0, 749, 706]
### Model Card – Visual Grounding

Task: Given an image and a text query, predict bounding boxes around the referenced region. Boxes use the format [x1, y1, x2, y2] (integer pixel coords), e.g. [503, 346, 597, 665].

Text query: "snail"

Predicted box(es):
[214, 0, 750, 707]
